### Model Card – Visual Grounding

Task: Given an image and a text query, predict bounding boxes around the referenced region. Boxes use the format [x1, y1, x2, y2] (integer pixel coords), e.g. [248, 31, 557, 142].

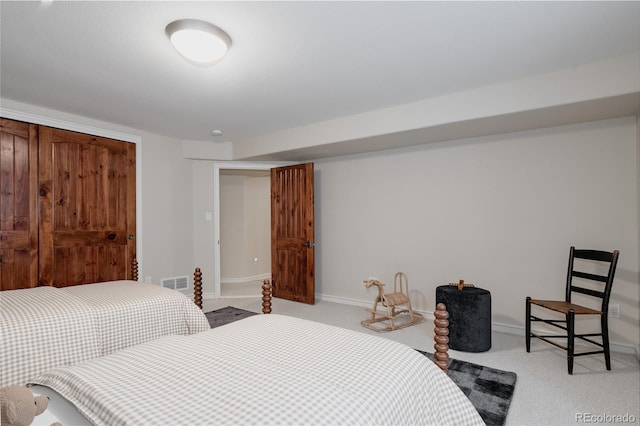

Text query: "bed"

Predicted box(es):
[29, 314, 485, 426]
[4, 271, 482, 425]
[0, 276, 210, 387]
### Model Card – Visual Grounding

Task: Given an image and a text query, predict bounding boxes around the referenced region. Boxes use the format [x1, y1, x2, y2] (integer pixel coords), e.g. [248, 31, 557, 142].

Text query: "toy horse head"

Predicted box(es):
[363, 279, 384, 289]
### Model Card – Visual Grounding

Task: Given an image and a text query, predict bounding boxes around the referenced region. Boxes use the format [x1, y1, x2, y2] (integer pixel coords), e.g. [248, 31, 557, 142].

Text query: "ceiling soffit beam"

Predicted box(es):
[239, 93, 639, 162]
[230, 53, 640, 161]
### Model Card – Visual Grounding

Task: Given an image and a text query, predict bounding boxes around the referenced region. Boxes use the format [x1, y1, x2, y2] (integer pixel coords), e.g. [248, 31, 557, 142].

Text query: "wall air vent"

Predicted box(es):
[161, 276, 189, 291]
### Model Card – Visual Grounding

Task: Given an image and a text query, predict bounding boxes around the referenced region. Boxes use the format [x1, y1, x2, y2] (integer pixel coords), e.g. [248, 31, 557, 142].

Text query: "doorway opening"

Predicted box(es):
[213, 162, 286, 299]
[219, 168, 270, 298]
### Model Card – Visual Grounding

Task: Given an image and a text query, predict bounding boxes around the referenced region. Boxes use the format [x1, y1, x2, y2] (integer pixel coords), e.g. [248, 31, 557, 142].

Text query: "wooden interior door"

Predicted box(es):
[0, 119, 39, 289]
[271, 163, 315, 304]
[38, 126, 136, 287]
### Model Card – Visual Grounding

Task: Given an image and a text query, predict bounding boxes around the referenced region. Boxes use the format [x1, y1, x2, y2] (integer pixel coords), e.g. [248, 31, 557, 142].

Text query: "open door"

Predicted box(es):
[271, 163, 315, 304]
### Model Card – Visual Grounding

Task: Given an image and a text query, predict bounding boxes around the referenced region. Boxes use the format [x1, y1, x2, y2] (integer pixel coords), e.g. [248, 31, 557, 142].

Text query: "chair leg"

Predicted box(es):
[407, 301, 415, 321]
[387, 305, 396, 330]
[525, 297, 531, 352]
[601, 314, 611, 370]
[370, 299, 380, 320]
[567, 310, 575, 375]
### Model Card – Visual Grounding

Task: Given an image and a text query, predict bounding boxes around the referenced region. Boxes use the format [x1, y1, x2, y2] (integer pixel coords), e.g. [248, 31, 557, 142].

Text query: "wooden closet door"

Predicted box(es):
[39, 127, 136, 287]
[0, 119, 39, 290]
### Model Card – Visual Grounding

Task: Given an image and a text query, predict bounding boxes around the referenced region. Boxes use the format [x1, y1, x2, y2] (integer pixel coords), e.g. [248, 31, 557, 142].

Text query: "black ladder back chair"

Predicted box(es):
[525, 246, 619, 374]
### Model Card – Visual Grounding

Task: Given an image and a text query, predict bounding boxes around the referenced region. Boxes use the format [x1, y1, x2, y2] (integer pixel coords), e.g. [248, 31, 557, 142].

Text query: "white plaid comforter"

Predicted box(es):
[0, 281, 210, 387]
[0, 287, 102, 388]
[62, 281, 210, 355]
[30, 314, 485, 426]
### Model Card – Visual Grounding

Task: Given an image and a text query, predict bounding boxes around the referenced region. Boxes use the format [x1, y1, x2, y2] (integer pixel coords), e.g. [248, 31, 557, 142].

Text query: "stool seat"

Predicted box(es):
[436, 285, 492, 352]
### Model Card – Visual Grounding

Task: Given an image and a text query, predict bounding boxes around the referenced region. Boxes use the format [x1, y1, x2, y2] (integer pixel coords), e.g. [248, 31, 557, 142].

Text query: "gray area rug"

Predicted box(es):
[416, 349, 516, 426]
[205, 306, 516, 426]
[205, 306, 258, 328]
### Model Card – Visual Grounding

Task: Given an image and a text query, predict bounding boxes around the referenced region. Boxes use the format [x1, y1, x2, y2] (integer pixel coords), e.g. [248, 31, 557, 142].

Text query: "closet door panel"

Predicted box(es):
[0, 119, 38, 290]
[39, 126, 136, 287]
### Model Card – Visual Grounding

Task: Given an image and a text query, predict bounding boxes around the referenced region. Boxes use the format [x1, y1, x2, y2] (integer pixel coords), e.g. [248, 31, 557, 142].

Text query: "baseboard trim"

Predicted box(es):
[221, 273, 271, 284]
[317, 293, 433, 318]
[493, 321, 639, 357]
[317, 294, 371, 309]
[203, 291, 640, 359]
[318, 293, 639, 358]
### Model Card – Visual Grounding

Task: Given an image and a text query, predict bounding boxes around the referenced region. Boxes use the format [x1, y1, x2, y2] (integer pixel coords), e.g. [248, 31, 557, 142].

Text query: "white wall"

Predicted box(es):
[313, 117, 638, 350]
[219, 174, 271, 281]
[140, 133, 194, 286]
[220, 175, 246, 278]
[191, 161, 216, 295]
[243, 176, 271, 278]
[5, 98, 636, 351]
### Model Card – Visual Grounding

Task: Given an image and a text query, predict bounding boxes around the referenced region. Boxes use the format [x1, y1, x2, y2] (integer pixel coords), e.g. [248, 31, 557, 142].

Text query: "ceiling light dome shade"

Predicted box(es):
[166, 19, 232, 65]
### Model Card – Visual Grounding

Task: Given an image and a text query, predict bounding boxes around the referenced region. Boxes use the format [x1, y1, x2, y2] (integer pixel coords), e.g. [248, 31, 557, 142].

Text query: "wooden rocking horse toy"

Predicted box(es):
[361, 272, 423, 332]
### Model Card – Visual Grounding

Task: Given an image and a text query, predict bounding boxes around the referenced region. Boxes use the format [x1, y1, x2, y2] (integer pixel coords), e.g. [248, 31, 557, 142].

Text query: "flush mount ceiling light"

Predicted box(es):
[165, 19, 232, 66]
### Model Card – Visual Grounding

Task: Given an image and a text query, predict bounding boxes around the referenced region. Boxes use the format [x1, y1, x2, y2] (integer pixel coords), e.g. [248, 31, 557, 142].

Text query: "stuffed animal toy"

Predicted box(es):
[0, 385, 62, 426]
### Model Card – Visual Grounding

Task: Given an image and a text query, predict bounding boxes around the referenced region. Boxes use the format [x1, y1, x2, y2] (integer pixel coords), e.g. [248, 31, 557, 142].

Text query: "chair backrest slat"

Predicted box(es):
[565, 246, 619, 311]
[571, 286, 605, 299]
[573, 249, 616, 262]
[572, 270, 608, 283]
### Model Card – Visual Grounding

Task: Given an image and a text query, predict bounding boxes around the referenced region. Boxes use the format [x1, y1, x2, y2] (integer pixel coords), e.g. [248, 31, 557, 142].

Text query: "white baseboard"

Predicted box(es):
[220, 273, 270, 284]
[317, 294, 373, 310]
[203, 291, 640, 359]
[317, 293, 435, 318]
[318, 294, 640, 358]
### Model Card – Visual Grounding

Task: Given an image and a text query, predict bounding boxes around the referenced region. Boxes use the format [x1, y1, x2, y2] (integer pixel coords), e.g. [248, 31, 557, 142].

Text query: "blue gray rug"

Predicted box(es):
[205, 306, 258, 328]
[416, 349, 516, 426]
[205, 306, 517, 426]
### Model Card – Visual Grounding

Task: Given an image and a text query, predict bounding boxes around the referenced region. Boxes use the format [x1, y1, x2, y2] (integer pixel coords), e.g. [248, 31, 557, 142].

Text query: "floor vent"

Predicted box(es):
[161, 276, 189, 291]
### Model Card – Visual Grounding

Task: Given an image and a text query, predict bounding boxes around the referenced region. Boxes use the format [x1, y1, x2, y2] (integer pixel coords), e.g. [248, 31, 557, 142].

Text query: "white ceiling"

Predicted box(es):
[1, 1, 639, 159]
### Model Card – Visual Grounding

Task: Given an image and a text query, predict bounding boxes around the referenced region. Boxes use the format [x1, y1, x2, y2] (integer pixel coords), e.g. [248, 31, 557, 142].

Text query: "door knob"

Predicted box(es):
[303, 240, 315, 248]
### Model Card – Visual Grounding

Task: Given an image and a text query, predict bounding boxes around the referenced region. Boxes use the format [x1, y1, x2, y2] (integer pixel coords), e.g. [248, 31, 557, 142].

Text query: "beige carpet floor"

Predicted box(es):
[203, 296, 640, 426]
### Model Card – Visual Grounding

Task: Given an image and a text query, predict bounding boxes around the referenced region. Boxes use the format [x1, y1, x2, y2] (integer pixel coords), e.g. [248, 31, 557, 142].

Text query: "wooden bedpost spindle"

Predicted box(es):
[433, 303, 450, 374]
[131, 257, 139, 281]
[193, 267, 203, 310]
[262, 280, 272, 314]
